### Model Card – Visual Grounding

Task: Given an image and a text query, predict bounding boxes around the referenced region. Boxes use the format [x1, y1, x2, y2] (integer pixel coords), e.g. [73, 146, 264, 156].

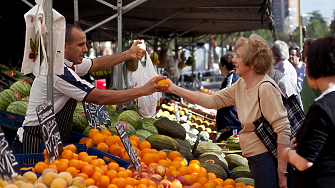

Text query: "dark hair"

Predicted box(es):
[65, 24, 83, 43]
[86, 33, 92, 41]
[220, 54, 235, 70]
[289, 46, 301, 58]
[306, 35, 335, 79]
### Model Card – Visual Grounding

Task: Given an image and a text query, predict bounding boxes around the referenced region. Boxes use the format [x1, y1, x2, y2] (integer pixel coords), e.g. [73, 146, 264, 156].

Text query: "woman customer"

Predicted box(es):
[164, 34, 290, 188]
[282, 35, 335, 188]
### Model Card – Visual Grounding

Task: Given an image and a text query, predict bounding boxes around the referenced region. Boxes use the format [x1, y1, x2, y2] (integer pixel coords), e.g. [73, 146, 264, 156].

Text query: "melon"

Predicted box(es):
[135, 129, 153, 141]
[0, 89, 22, 110]
[6, 100, 29, 116]
[117, 110, 143, 130]
[142, 121, 158, 134]
[226, 135, 241, 150]
[105, 104, 117, 116]
[10, 80, 31, 98]
[107, 122, 136, 137]
[72, 111, 88, 133]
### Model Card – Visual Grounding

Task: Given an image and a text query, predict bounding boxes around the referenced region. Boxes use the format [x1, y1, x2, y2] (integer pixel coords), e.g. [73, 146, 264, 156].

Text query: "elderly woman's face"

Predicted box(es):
[233, 45, 251, 77]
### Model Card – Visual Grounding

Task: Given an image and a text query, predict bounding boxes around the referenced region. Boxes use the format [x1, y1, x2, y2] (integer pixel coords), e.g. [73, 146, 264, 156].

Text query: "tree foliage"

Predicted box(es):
[306, 10, 329, 38]
[330, 10, 335, 35]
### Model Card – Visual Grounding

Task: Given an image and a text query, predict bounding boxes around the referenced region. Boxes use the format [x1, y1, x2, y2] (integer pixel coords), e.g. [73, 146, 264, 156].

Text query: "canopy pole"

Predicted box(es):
[74, 0, 79, 26]
[45, 0, 54, 106]
[116, 0, 123, 110]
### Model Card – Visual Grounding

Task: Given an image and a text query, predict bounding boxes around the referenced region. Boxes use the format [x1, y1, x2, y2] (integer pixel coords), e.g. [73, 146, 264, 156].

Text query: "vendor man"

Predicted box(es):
[12, 24, 167, 155]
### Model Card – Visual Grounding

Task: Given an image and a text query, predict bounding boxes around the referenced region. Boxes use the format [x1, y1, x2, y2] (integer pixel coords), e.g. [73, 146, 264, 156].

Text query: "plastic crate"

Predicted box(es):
[41, 143, 87, 154]
[0, 109, 25, 130]
[67, 131, 87, 143]
[86, 147, 131, 168]
[14, 153, 45, 168]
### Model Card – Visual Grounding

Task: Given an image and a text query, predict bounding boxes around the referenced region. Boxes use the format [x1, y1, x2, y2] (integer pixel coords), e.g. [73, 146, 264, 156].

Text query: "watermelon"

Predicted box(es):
[6, 100, 29, 116]
[0, 89, 22, 110]
[0, 64, 9, 72]
[142, 122, 158, 134]
[72, 111, 88, 133]
[143, 118, 156, 125]
[105, 105, 117, 116]
[117, 110, 143, 130]
[136, 129, 153, 141]
[107, 122, 136, 137]
[83, 125, 107, 136]
[9, 81, 31, 98]
[225, 135, 241, 150]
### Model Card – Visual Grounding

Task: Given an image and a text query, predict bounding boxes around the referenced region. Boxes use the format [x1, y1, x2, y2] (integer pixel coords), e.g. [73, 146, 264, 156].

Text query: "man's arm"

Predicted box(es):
[84, 76, 167, 105]
[89, 41, 145, 73]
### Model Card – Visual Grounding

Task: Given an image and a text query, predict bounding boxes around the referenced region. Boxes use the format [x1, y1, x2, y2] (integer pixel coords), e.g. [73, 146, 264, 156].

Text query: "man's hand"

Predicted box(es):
[129, 41, 146, 60]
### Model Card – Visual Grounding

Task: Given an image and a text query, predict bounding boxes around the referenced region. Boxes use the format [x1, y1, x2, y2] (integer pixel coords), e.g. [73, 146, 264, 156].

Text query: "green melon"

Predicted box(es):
[107, 122, 136, 137]
[143, 118, 156, 125]
[146, 134, 180, 151]
[6, 100, 29, 116]
[0, 89, 21, 110]
[226, 135, 241, 150]
[72, 111, 88, 133]
[118, 110, 143, 130]
[142, 122, 158, 134]
[135, 129, 153, 141]
[9, 80, 31, 98]
[105, 105, 117, 116]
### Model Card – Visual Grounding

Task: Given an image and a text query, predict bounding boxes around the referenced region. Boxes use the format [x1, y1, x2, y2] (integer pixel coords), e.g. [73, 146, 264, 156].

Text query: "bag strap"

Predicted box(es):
[257, 81, 284, 117]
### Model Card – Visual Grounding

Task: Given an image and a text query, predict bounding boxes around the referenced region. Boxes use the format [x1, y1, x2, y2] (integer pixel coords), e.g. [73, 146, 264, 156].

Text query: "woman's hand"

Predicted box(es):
[290, 137, 297, 149]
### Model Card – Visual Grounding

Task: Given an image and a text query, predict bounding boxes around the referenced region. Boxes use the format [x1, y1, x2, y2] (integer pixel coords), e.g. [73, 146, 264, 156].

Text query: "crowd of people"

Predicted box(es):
[10, 22, 335, 188]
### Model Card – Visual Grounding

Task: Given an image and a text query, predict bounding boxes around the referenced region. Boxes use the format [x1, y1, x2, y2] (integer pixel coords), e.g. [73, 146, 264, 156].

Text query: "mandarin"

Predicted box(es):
[139, 140, 151, 150]
[88, 128, 100, 138]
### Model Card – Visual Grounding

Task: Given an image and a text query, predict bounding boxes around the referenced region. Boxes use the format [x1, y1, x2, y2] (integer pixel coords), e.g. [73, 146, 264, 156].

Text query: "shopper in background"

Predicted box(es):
[215, 53, 241, 142]
[80, 33, 95, 84]
[272, 40, 297, 86]
[283, 35, 335, 188]
[300, 38, 321, 114]
[11, 24, 167, 157]
[288, 46, 305, 92]
[165, 34, 290, 188]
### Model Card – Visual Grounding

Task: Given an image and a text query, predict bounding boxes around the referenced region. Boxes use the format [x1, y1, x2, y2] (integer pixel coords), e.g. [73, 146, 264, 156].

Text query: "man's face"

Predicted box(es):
[64, 28, 88, 65]
[289, 49, 299, 67]
[86, 40, 93, 51]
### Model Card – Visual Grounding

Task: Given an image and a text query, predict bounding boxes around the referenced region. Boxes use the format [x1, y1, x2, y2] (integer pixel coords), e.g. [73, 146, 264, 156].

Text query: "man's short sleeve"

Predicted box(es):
[75, 58, 92, 77]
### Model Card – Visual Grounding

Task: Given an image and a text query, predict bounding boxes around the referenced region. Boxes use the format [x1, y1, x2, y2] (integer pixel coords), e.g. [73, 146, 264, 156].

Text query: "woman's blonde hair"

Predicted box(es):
[235, 34, 273, 74]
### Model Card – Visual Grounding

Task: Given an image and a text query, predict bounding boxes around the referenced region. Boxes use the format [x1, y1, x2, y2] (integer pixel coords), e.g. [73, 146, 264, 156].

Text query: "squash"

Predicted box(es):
[146, 134, 180, 151]
[198, 155, 228, 175]
[225, 154, 248, 170]
[153, 118, 186, 140]
[193, 141, 222, 158]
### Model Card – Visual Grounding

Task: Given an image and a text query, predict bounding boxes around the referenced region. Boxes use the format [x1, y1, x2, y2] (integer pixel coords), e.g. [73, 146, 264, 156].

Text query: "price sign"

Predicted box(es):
[115, 122, 141, 170]
[191, 133, 201, 156]
[83, 102, 111, 129]
[36, 101, 63, 163]
[0, 127, 20, 179]
[174, 103, 181, 123]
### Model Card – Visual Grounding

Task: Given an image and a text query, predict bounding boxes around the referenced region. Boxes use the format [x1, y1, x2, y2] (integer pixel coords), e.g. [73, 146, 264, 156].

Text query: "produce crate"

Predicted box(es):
[86, 147, 131, 168]
[67, 131, 87, 143]
[0, 109, 25, 130]
[40, 143, 87, 154]
[14, 153, 45, 168]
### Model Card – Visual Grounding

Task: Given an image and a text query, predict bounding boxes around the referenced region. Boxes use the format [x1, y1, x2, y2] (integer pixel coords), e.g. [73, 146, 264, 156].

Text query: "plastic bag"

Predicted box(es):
[132, 52, 163, 119]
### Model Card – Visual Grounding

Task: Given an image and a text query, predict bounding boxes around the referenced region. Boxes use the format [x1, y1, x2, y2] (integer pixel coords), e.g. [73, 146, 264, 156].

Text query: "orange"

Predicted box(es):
[141, 148, 153, 158]
[81, 164, 94, 177]
[171, 161, 182, 169]
[142, 153, 155, 165]
[69, 159, 81, 170]
[171, 170, 180, 177]
[193, 183, 202, 188]
[106, 170, 118, 180]
[198, 171, 208, 179]
[222, 178, 236, 187]
[34, 162, 47, 174]
[85, 178, 95, 186]
[168, 151, 181, 161]
[98, 175, 110, 188]
[61, 149, 73, 160]
[204, 182, 216, 188]
[117, 170, 128, 178]
[76, 172, 88, 180]
[92, 133, 105, 146]
[138, 178, 150, 186]
[57, 161, 69, 172]
[103, 156, 112, 162]
[79, 137, 87, 144]
[66, 166, 79, 177]
[101, 129, 112, 137]
[152, 153, 160, 163]
[115, 177, 127, 188]
[92, 171, 103, 183]
[64, 144, 77, 153]
[85, 138, 94, 147]
[157, 151, 167, 160]
[81, 156, 93, 164]
[158, 159, 169, 168]
[72, 153, 78, 160]
[156, 78, 169, 90]
[187, 162, 200, 174]
[107, 184, 118, 188]
[139, 140, 151, 150]
[173, 156, 186, 166]
[48, 164, 58, 171]
[108, 162, 120, 171]
[138, 184, 148, 188]
[125, 169, 132, 177]
[208, 172, 217, 179]
[177, 166, 190, 176]
[148, 163, 158, 168]
[97, 158, 106, 166]
[129, 135, 141, 147]
[91, 159, 101, 168]
[97, 142, 109, 153]
[88, 128, 100, 138]
[196, 176, 209, 186]
[130, 140, 138, 148]
[109, 144, 122, 156]
[122, 152, 131, 162]
[223, 185, 235, 188]
[189, 159, 201, 166]
[105, 136, 117, 146]
[215, 178, 224, 186]
[113, 135, 122, 145]
[235, 182, 247, 188]
[246, 186, 254, 188]
[125, 177, 137, 187]
[200, 166, 207, 173]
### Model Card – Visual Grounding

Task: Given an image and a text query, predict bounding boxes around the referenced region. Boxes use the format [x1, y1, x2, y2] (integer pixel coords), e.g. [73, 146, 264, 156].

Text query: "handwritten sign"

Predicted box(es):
[0, 127, 20, 179]
[174, 103, 181, 123]
[83, 102, 111, 129]
[36, 101, 63, 163]
[191, 133, 201, 156]
[115, 122, 141, 170]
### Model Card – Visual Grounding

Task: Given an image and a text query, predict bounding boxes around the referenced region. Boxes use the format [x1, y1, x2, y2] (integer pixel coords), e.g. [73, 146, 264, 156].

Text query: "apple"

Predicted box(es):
[176, 175, 187, 186]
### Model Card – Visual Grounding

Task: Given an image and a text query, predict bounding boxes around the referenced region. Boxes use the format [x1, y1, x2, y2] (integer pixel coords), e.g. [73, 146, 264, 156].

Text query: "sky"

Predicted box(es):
[301, 0, 334, 21]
